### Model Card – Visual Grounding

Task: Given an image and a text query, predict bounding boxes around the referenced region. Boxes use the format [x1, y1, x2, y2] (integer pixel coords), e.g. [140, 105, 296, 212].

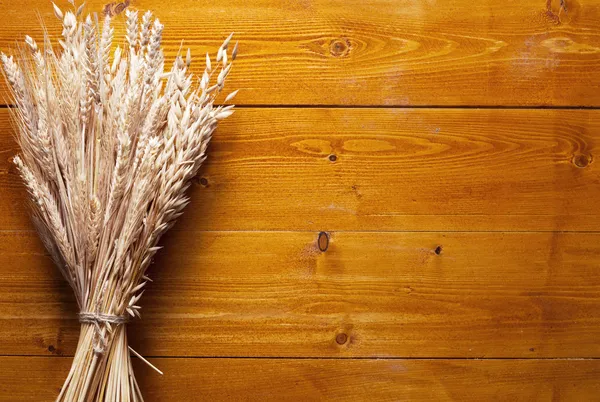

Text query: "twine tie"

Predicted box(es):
[78, 312, 129, 354]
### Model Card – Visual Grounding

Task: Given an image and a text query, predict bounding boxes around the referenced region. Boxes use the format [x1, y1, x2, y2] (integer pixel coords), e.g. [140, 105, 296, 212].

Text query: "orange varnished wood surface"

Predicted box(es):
[1, 0, 600, 400]
[1, 357, 600, 401]
[1, 0, 600, 106]
[1, 230, 600, 358]
[0, 108, 599, 232]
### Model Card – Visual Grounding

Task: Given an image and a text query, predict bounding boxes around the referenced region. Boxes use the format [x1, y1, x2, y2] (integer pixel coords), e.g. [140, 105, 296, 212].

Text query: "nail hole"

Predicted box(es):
[328, 154, 337, 162]
[573, 154, 591, 168]
[336, 333, 348, 345]
[318, 232, 329, 252]
[529, 347, 535, 352]
[199, 177, 209, 186]
[434, 245, 442, 255]
[48, 345, 55, 353]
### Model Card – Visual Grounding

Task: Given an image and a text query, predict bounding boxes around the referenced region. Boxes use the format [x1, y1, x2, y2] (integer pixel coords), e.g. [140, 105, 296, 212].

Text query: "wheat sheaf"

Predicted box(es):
[2, 1, 237, 399]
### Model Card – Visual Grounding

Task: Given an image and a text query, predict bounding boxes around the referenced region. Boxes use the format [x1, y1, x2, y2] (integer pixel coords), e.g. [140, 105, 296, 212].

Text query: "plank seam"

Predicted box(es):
[2, 355, 599, 360]
[3, 229, 600, 234]
[3, 104, 600, 110]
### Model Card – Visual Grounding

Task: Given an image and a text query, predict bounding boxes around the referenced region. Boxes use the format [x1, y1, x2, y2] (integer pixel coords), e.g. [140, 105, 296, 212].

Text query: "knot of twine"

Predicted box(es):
[79, 312, 129, 355]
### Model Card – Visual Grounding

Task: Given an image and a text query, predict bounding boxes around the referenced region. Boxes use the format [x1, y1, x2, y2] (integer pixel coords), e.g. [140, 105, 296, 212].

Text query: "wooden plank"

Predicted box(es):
[1, 357, 599, 401]
[1, 0, 600, 106]
[2, 230, 600, 358]
[1, 108, 599, 232]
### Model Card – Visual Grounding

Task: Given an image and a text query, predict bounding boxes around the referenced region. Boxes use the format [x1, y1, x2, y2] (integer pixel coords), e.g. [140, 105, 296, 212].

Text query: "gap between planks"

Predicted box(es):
[3, 229, 600, 234]
[1, 355, 599, 361]
[2, 104, 600, 110]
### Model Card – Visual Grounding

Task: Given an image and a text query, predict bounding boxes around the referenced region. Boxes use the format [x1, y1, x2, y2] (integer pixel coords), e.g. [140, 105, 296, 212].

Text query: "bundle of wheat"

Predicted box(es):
[2, 2, 237, 399]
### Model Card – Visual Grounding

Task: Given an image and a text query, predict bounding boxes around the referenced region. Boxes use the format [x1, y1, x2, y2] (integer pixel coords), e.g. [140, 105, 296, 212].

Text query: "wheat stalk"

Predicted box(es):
[2, 2, 237, 400]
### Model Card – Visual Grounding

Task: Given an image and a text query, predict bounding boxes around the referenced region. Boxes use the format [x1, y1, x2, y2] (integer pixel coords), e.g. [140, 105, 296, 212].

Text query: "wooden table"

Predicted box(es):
[1, 0, 600, 400]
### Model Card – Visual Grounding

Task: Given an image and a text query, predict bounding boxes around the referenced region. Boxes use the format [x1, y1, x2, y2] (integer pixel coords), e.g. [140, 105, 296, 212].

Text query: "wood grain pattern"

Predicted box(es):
[2, 108, 599, 232]
[2, 230, 600, 358]
[1, 357, 599, 401]
[1, 0, 600, 106]
[2, 0, 600, 397]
